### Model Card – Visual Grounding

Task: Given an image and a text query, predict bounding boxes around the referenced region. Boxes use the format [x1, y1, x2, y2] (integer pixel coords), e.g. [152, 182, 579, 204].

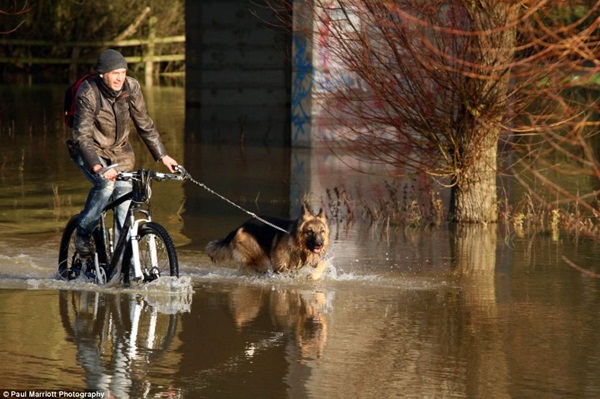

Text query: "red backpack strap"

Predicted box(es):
[64, 74, 101, 128]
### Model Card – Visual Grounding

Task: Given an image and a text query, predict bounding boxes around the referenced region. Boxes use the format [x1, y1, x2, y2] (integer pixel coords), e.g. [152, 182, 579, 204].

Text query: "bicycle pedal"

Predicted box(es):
[67, 270, 80, 280]
[66, 259, 84, 280]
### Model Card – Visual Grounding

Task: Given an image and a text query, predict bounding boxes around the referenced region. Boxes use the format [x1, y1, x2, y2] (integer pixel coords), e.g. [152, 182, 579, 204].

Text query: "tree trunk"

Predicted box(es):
[451, 129, 499, 223]
[449, 0, 517, 224]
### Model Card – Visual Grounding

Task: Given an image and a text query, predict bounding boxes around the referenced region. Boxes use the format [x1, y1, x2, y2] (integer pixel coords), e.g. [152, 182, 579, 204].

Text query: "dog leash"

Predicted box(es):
[177, 166, 290, 235]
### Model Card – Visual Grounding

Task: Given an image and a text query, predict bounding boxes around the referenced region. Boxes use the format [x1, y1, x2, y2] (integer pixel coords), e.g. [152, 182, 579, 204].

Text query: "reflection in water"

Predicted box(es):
[451, 224, 497, 277]
[59, 289, 190, 398]
[229, 286, 330, 363]
[450, 224, 509, 399]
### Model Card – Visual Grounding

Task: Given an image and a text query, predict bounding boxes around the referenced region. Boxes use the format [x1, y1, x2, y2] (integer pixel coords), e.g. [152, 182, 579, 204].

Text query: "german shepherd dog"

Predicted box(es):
[206, 205, 330, 280]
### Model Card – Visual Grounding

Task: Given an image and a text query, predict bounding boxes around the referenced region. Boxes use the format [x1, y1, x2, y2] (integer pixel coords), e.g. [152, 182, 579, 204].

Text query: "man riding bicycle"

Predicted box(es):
[68, 49, 179, 256]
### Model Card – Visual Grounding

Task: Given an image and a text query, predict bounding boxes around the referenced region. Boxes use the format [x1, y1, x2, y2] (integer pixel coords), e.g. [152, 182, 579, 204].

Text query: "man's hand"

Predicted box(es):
[161, 155, 179, 173]
[92, 164, 118, 181]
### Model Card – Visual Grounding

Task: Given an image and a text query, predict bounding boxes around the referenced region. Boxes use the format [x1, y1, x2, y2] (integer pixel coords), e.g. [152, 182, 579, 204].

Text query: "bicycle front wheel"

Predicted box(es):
[124, 222, 179, 284]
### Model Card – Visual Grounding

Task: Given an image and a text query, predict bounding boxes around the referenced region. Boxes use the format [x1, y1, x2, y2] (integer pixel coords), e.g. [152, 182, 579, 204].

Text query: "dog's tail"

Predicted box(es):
[205, 239, 233, 263]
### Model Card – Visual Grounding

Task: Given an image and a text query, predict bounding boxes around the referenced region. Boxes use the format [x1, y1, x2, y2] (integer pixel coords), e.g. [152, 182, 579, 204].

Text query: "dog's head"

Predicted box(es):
[298, 205, 329, 255]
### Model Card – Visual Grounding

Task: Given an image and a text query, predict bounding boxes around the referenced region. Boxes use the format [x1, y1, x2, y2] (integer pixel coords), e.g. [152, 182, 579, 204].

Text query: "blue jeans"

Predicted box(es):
[76, 156, 132, 241]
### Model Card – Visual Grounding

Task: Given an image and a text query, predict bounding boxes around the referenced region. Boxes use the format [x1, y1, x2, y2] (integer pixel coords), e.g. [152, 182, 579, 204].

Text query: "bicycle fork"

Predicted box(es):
[129, 219, 144, 279]
[129, 210, 158, 280]
[93, 253, 107, 284]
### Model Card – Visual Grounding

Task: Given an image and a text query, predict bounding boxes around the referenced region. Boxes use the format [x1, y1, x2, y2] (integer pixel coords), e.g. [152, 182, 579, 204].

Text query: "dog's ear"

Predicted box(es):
[301, 203, 311, 218]
[317, 208, 326, 220]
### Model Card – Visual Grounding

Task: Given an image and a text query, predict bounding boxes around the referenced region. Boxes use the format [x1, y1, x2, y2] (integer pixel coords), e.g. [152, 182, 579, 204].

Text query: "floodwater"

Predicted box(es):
[1, 84, 600, 398]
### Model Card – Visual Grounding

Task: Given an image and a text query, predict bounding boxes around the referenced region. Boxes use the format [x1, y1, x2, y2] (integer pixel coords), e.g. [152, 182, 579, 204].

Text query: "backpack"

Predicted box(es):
[63, 74, 101, 128]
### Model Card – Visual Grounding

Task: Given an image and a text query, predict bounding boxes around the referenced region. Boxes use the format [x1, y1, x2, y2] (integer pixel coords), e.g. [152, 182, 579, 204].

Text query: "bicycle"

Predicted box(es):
[58, 165, 188, 287]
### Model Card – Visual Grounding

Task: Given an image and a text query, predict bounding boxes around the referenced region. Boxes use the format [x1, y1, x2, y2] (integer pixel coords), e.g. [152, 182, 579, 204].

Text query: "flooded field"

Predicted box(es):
[1, 84, 600, 398]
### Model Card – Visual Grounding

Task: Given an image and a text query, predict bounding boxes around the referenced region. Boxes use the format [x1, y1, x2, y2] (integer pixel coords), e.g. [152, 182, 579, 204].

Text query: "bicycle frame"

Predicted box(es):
[97, 191, 159, 282]
[96, 191, 133, 281]
[97, 169, 178, 283]
[94, 200, 142, 283]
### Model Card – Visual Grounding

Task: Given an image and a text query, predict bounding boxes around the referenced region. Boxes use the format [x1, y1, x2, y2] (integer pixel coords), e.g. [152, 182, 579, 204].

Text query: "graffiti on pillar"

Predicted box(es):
[291, 33, 313, 143]
[314, 5, 362, 93]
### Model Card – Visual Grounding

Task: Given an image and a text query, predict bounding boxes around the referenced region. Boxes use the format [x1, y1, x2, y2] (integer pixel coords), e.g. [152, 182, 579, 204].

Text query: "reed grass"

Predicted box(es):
[321, 180, 600, 240]
[322, 177, 444, 229]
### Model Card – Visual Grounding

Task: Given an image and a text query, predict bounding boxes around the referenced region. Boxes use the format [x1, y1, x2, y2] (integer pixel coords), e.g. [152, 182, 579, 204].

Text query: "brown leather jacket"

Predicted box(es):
[70, 76, 167, 172]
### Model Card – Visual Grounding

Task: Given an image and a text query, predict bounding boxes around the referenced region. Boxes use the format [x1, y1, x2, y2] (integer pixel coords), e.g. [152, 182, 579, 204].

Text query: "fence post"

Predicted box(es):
[68, 46, 82, 82]
[145, 16, 157, 88]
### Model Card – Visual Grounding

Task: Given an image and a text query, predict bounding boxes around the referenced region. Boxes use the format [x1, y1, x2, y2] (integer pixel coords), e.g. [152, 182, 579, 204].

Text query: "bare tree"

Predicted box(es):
[508, 3, 600, 231]
[267, 0, 600, 225]
[0, 1, 29, 34]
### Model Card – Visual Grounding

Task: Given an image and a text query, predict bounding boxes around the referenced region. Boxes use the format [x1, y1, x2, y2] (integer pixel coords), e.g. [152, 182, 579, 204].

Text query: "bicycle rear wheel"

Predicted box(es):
[58, 215, 108, 281]
[124, 222, 178, 284]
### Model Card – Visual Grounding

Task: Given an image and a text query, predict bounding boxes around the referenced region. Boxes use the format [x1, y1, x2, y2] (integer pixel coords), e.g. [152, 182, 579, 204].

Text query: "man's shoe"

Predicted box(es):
[75, 234, 94, 256]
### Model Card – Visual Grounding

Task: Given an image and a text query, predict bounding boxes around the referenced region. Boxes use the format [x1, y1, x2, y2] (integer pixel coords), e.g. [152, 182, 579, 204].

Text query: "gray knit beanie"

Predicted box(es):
[96, 49, 128, 74]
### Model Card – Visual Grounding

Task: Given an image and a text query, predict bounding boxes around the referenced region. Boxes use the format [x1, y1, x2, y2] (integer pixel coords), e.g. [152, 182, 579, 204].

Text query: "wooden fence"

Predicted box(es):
[0, 9, 185, 87]
[0, 35, 185, 86]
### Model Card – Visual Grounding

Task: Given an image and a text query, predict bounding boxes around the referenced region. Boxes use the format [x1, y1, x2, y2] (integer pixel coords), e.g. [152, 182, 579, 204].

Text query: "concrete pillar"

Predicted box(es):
[290, 0, 314, 147]
[185, 0, 291, 146]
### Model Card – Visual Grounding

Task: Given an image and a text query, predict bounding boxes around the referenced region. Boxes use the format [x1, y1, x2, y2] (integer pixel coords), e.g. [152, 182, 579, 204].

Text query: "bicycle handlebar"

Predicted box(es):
[117, 166, 188, 182]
